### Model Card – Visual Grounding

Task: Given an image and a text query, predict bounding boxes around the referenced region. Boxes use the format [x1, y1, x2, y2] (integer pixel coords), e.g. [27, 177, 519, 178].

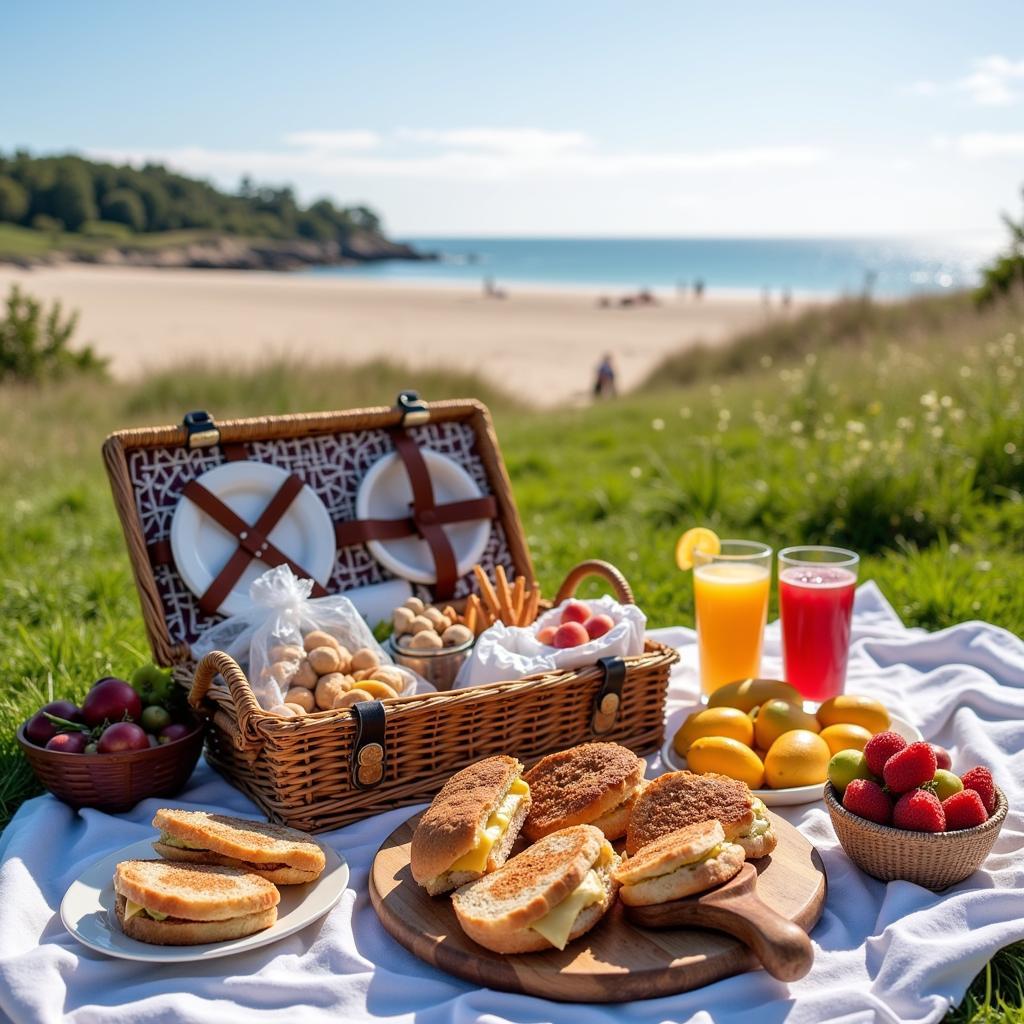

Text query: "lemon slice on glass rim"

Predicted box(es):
[675, 527, 721, 571]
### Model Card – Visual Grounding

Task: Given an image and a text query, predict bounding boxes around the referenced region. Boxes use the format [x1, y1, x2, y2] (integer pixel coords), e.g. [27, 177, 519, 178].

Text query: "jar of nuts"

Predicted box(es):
[389, 596, 476, 691]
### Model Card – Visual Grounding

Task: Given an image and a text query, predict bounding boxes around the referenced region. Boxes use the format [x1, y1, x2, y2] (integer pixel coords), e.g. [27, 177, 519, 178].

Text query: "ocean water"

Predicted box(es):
[307, 234, 999, 298]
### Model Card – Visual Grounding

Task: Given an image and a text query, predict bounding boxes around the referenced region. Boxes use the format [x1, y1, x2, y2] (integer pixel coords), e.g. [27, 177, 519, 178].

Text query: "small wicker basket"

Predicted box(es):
[824, 782, 1007, 890]
[17, 722, 204, 813]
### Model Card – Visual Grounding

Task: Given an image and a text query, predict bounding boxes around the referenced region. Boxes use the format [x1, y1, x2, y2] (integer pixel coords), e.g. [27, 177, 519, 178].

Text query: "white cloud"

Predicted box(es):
[953, 132, 1024, 158]
[281, 130, 381, 151]
[91, 131, 827, 187]
[397, 128, 590, 155]
[909, 54, 1024, 106]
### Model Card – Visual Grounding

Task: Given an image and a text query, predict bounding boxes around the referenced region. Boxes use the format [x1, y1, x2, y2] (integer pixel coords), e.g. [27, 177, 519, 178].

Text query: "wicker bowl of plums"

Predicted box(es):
[17, 665, 204, 812]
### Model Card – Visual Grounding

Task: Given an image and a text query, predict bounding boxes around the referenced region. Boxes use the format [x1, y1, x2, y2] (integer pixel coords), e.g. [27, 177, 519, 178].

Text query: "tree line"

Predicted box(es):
[0, 151, 383, 243]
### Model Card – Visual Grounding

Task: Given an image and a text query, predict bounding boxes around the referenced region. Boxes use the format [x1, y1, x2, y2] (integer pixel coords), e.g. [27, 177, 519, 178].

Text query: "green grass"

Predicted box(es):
[0, 291, 1022, 1019]
[0, 223, 228, 260]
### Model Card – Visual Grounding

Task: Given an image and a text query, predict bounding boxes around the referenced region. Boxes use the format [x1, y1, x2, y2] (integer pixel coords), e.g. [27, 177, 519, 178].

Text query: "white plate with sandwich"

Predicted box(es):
[61, 812, 348, 962]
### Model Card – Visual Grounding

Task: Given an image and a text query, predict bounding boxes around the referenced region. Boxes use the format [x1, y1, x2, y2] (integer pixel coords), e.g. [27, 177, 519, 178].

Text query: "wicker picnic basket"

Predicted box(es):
[103, 395, 677, 832]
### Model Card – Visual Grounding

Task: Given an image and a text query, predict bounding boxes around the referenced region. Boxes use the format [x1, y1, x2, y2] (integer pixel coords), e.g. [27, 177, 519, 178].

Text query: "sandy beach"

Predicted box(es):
[0, 265, 794, 404]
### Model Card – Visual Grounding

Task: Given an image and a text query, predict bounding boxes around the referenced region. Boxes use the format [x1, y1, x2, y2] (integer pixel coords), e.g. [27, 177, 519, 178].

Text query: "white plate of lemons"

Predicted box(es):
[659, 678, 923, 806]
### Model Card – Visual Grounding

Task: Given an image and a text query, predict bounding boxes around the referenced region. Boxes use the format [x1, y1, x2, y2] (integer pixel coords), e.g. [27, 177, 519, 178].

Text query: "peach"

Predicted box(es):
[553, 621, 590, 648]
[536, 625, 558, 646]
[585, 614, 615, 640]
[560, 601, 592, 626]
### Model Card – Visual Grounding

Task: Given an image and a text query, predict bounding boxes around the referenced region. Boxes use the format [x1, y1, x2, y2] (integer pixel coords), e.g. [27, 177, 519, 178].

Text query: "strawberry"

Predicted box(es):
[883, 741, 937, 794]
[942, 789, 989, 830]
[843, 778, 892, 824]
[892, 789, 945, 832]
[864, 731, 907, 777]
[960, 766, 997, 814]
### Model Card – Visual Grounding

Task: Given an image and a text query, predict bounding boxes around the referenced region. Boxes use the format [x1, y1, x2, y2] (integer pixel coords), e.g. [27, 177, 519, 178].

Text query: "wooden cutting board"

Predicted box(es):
[369, 809, 826, 1003]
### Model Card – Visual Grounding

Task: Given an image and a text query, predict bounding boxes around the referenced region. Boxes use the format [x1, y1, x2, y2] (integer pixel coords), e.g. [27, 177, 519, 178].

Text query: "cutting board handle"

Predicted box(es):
[627, 863, 814, 982]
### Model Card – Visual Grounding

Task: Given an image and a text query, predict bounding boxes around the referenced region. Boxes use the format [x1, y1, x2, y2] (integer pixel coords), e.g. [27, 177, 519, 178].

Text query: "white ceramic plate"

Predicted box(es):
[659, 703, 924, 807]
[171, 462, 336, 617]
[61, 837, 349, 963]
[355, 449, 491, 585]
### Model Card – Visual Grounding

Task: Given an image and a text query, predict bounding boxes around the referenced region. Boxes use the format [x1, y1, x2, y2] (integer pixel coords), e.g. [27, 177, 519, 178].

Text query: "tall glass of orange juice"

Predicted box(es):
[694, 540, 772, 696]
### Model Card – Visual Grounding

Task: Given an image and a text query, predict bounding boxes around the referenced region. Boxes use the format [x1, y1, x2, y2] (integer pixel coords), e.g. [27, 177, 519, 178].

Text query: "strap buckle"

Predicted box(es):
[591, 657, 626, 735]
[182, 410, 220, 449]
[395, 391, 430, 427]
[351, 700, 387, 789]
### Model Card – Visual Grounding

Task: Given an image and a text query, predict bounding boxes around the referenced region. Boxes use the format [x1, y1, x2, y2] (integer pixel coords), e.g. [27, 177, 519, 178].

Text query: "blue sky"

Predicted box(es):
[2, 1, 1022, 238]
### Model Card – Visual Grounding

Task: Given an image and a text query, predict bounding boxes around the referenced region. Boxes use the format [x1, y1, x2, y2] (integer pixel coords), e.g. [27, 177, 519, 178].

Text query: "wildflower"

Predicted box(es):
[651, 418, 665, 431]
[679, 406, 692, 419]
[940, 395, 953, 408]
[858, 439, 873, 452]
[960, 366, 973, 378]
[975, 560, 992, 572]
[931, 426, 944, 439]
[1005, 442, 1018, 455]
[790, 421, 804, 434]
[867, 401, 882, 416]
[629, 466, 642, 479]
[896, 417, 913, 431]
[920, 391, 938, 408]
[846, 420, 866, 434]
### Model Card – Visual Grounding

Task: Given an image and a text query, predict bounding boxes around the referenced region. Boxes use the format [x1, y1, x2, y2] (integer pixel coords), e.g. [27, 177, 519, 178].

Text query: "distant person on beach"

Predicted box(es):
[593, 353, 617, 399]
[483, 276, 507, 299]
[693, 279, 705, 300]
[781, 287, 792, 308]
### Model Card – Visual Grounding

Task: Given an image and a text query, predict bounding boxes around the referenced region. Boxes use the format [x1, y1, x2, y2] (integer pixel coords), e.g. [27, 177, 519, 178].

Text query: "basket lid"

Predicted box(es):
[103, 396, 533, 666]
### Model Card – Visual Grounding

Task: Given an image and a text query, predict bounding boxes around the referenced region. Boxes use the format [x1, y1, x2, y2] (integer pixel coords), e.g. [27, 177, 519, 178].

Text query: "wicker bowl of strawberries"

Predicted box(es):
[823, 732, 1007, 890]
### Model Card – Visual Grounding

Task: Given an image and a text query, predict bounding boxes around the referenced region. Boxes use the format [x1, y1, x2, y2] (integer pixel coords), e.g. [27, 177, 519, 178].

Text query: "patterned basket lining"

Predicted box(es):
[125, 418, 515, 650]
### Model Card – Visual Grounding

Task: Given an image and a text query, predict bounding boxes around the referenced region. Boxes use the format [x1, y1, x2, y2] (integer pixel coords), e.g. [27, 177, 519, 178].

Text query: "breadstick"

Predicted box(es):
[494, 565, 515, 624]
[442, 605, 458, 625]
[473, 565, 502, 621]
[523, 585, 541, 627]
[511, 575, 526, 625]
[464, 594, 480, 634]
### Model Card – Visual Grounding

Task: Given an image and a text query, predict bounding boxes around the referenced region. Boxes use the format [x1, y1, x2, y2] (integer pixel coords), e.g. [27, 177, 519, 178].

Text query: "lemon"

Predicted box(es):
[674, 527, 721, 571]
[673, 706, 755, 756]
[763, 730, 831, 788]
[686, 736, 765, 789]
[707, 677, 802, 713]
[819, 722, 873, 755]
[816, 694, 890, 734]
[753, 699, 820, 750]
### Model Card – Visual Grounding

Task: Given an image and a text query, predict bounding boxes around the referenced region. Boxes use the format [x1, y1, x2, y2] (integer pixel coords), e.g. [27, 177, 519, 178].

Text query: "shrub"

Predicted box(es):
[30, 213, 63, 236]
[79, 219, 134, 241]
[0, 176, 28, 223]
[0, 285, 107, 383]
[100, 188, 146, 232]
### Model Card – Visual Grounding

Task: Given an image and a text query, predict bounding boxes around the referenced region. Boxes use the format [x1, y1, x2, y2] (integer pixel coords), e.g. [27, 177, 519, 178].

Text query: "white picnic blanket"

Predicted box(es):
[1, 582, 1022, 1024]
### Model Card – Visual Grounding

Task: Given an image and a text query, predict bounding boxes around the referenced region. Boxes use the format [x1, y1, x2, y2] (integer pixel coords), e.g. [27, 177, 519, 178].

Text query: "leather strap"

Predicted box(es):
[390, 429, 458, 599]
[181, 474, 328, 615]
[591, 657, 626, 735]
[350, 700, 387, 789]
[334, 495, 497, 546]
[221, 442, 249, 462]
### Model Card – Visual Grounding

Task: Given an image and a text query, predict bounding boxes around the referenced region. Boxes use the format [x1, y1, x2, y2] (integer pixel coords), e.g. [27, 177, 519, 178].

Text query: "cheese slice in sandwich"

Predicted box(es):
[151, 809, 326, 885]
[614, 819, 746, 906]
[411, 755, 532, 896]
[451, 824, 620, 954]
[114, 859, 280, 946]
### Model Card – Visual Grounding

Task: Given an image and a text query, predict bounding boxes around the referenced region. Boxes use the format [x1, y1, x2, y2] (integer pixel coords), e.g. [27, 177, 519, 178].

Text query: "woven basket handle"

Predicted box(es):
[190, 651, 265, 749]
[553, 559, 635, 606]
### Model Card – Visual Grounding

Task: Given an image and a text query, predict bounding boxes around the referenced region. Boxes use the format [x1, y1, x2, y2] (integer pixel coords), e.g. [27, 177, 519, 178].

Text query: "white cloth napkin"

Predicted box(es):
[1, 582, 1022, 1024]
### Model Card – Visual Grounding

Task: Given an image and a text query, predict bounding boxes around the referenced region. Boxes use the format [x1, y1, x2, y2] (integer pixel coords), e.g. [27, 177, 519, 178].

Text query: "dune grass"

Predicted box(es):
[0, 291, 1021, 1019]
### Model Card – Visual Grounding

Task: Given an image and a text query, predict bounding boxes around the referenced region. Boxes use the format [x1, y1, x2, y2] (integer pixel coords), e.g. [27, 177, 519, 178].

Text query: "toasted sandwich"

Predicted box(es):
[522, 742, 647, 842]
[114, 859, 279, 946]
[614, 819, 745, 906]
[411, 755, 531, 896]
[452, 824, 619, 953]
[152, 809, 326, 885]
[626, 771, 777, 859]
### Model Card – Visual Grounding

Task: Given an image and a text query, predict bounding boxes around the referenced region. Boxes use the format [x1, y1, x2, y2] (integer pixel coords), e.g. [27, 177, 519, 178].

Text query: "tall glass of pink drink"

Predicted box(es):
[778, 546, 859, 700]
